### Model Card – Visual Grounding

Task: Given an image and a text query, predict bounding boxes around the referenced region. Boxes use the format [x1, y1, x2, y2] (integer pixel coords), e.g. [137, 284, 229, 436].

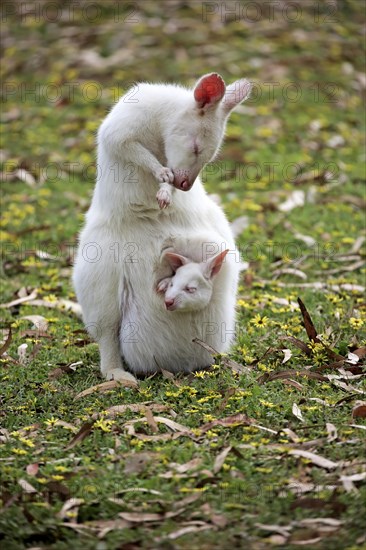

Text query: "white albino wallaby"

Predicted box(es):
[72, 73, 251, 382]
[156, 248, 229, 312]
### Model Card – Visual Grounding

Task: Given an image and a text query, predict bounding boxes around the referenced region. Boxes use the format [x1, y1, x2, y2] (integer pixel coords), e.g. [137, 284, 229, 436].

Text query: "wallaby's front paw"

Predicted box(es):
[105, 368, 138, 387]
[156, 277, 172, 293]
[156, 185, 172, 209]
[155, 166, 174, 184]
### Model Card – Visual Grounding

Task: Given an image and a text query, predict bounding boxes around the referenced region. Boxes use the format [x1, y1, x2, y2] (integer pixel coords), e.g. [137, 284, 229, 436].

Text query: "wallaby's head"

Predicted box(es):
[164, 73, 251, 191]
[159, 249, 229, 312]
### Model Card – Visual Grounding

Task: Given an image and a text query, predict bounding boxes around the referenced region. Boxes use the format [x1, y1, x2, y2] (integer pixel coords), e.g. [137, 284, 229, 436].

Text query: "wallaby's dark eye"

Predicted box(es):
[185, 286, 196, 293]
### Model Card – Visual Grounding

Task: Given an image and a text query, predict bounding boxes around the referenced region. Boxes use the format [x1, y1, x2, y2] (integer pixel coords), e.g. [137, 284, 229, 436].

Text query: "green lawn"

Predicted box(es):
[1, 2, 365, 549]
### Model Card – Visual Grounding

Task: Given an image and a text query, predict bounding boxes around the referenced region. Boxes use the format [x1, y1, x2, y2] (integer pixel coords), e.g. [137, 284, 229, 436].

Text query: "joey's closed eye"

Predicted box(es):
[185, 286, 197, 293]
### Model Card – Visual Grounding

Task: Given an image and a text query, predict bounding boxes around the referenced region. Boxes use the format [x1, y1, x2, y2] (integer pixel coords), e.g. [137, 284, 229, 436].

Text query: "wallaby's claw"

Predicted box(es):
[156, 166, 174, 185]
[156, 186, 172, 209]
[105, 368, 138, 387]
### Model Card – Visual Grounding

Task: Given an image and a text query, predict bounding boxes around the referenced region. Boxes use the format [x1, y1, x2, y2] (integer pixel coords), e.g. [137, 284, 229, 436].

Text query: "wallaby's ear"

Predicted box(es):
[163, 252, 189, 272]
[194, 73, 226, 109]
[203, 249, 229, 279]
[222, 79, 252, 113]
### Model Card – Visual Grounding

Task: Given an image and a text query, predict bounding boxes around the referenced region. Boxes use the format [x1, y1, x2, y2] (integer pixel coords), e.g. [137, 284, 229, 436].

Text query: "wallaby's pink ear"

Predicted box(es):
[203, 249, 229, 279]
[222, 79, 252, 113]
[163, 252, 189, 272]
[194, 73, 226, 109]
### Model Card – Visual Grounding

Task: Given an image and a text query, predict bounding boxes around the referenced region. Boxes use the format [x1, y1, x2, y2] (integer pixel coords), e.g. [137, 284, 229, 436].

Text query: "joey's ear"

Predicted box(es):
[222, 78, 252, 113]
[194, 73, 226, 109]
[163, 252, 189, 272]
[203, 249, 229, 279]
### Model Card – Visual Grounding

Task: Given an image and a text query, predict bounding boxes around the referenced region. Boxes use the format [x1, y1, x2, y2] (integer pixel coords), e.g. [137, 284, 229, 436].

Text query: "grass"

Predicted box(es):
[1, 1, 365, 549]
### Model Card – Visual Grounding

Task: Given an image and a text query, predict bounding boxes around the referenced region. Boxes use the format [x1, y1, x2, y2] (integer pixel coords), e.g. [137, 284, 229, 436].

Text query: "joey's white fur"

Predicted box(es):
[72, 73, 251, 381]
[157, 248, 229, 312]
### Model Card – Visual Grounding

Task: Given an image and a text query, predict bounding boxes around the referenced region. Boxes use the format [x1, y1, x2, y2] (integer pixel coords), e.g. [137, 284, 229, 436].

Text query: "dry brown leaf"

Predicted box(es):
[145, 407, 159, 433]
[289, 534, 322, 546]
[48, 362, 82, 380]
[278, 190, 305, 212]
[54, 420, 77, 432]
[57, 498, 84, 520]
[15, 168, 36, 187]
[282, 349, 293, 363]
[352, 401, 366, 418]
[85, 519, 130, 538]
[193, 338, 249, 374]
[292, 403, 305, 422]
[17, 343, 28, 365]
[20, 315, 49, 331]
[298, 518, 343, 527]
[160, 368, 175, 380]
[200, 413, 255, 433]
[280, 336, 312, 356]
[113, 487, 162, 496]
[353, 346, 366, 359]
[273, 268, 307, 280]
[0, 428, 10, 443]
[297, 298, 318, 341]
[266, 534, 288, 545]
[165, 524, 212, 540]
[64, 421, 94, 450]
[288, 450, 339, 470]
[123, 452, 157, 475]
[326, 422, 338, 442]
[213, 446, 232, 474]
[124, 416, 192, 442]
[75, 378, 137, 398]
[26, 463, 39, 476]
[0, 290, 38, 309]
[99, 402, 169, 419]
[255, 523, 292, 537]
[258, 369, 327, 384]
[152, 416, 191, 432]
[0, 327, 12, 356]
[170, 458, 202, 474]
[281, 428, 300, 443]
[18, 479, 37, 493]
[282, 379, 304, 390]
[119, 509, 184, 522]
[27, 298, 82, 318]
[340, 471, 366, 493]
[329, 379, 365, 394]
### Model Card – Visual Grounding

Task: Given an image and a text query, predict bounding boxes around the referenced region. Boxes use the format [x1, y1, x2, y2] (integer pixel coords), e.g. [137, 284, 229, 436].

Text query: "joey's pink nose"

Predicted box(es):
[165, 299, 175, 310]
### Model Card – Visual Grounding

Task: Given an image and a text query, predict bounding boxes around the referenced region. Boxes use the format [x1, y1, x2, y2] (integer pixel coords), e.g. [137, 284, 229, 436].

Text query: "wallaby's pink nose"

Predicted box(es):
[172, 170, 193, 191]
[180, 179, 192, 191]
[165, 298, 175, 310]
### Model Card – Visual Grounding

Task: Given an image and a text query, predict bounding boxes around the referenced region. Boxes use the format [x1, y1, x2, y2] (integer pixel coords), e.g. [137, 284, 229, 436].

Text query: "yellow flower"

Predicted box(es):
[259, 399, 276, 408]
[194, 371, 206, 378]
[11, 448, 27, 455]
[94, 419, 114, 432]
[251, 314, 269, 328]
[19, 437, 35, 448]
[45, 417, 58, 427]
[349, 317, 364, 329]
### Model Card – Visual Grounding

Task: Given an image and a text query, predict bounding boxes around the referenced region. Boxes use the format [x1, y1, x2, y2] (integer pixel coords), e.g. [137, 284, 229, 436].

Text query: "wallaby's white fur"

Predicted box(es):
[73, 73, 251, 381]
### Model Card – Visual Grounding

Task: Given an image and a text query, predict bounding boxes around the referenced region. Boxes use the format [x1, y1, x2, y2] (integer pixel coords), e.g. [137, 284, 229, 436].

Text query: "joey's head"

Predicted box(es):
[159, 249, 229, 312]
[164, 73, 251, 191]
